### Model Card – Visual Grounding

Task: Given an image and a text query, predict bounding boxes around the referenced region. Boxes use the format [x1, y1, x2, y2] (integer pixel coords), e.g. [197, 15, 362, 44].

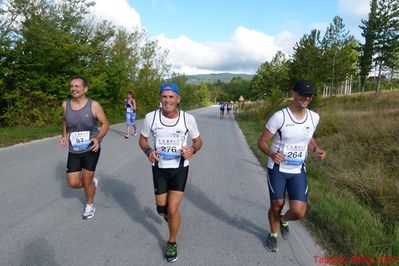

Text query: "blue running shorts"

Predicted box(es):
[267, 164, 308, 202]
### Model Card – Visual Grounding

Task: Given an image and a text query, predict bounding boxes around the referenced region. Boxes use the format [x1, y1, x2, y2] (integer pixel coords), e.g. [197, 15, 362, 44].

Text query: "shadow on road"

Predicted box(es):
[56, 162, 85, 205]
[185, 183, 268, 244]
[100, 177, 165, 250]
[20, 237, 60, 266]
[108, 127, 125, 137]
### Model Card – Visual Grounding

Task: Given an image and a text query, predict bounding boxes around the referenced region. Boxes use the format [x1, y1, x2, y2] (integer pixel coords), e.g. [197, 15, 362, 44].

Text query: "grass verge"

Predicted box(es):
[0, 126, 60, 147]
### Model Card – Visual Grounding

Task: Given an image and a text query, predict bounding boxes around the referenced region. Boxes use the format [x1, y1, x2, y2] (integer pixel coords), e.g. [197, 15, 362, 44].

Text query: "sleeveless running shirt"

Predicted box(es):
[65, 99, 99, 153]
[149, 109, 189, 168]
[266, 107, 319, 174]
[126, 99, 135, 113]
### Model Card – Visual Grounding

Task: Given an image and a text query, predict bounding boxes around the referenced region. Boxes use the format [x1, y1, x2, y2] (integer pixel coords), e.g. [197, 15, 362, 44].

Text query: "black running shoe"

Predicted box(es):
[165, 242, 178, 262]
[280, 216, 290, 240]
[265, 234, 278, 252]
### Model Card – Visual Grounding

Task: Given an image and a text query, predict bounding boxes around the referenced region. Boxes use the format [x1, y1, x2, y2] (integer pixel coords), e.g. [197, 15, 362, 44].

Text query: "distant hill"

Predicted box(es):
[185, 73, 253, 84]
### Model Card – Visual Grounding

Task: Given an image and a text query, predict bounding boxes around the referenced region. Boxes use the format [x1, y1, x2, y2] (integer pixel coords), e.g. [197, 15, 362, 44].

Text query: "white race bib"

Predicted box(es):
[280, 143, 307, 172]
[70, 131, 91, 151]
[156, 137, 182, 161]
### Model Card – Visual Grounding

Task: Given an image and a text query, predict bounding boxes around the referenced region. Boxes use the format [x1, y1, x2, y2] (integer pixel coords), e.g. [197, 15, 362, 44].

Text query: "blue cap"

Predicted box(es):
[159, 83, 181, 96]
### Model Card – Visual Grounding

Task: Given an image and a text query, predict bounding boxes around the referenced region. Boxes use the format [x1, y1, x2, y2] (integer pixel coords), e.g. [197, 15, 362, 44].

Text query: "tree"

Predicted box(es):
[0, 0, 171, 126]
[359, 0, 378, 92]
[135, 39, 170, 113]
[249, 51, 289, 99]
[374, 0, 399, 93]
[289, 29, 322, 89]
[197, 81, 211, 106]
[1, 0, 93, 126]
[320, 16, 358, 96]
[228, 77, 251, 102]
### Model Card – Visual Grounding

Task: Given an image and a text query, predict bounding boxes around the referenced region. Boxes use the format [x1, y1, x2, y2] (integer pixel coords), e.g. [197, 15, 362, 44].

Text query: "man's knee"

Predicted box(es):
[288, 203, 307, 220]
[290, 209, 306, 220]
[66, 173, 82, 188]
[269, 200, 284, 213]
[167, 205, 180, 217]
[67, 179, 82, 188]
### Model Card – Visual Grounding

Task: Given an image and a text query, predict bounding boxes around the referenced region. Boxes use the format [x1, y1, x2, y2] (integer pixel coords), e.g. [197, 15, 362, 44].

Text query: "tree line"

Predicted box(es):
[0, 0, 398, 128]
[0, 0, 174, 127]
[249, 0, 399, 99]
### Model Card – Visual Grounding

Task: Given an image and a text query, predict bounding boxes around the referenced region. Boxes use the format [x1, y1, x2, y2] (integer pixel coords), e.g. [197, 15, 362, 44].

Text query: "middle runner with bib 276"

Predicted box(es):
[139, 83, 202, 263]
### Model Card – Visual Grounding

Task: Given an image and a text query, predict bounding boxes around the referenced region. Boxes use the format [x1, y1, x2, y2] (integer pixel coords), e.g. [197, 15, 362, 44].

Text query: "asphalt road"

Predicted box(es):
[0, 105, 324, 266]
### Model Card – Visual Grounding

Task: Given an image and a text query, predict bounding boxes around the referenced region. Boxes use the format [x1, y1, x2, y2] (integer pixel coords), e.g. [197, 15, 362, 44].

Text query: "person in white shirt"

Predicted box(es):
[258, 80, 326, 252]
[139, 83, 202, 262]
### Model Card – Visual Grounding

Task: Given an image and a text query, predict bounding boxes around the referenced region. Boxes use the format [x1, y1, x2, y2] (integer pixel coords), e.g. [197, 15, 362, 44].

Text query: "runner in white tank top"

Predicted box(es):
[139, 83, 202, 263]
[258, 80, 327, 253]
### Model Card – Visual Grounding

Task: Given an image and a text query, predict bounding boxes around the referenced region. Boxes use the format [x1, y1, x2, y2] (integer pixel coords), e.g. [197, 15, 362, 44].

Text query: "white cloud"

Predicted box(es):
[157, 27, 296, 75]
[338, 0, 370, 19]
[90, 1, 372, 75]
[338, 0, 370, 40]
[87, 0, 296, 75]
[89, 0, 141, 30]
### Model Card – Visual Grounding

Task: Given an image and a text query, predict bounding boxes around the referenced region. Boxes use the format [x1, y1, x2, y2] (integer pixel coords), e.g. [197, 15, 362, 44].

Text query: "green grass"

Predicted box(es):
[236, 89, 399, 259]
[0, 126, 60, 147]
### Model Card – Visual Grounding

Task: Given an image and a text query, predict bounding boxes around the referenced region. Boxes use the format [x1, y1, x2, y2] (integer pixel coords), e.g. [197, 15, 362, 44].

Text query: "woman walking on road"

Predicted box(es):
[124, 91, 138, 138]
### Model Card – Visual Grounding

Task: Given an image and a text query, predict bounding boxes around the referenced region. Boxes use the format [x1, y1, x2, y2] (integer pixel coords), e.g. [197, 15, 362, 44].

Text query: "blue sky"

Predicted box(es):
[91, 0, 370, 75]
[133, 1, 339, 41]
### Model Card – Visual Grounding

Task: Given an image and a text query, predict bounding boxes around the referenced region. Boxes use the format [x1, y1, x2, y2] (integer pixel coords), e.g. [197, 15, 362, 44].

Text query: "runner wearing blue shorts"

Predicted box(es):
[258, 80, 326, 252]
[219, 100, 225, 119]
[124, 91, 137, 138]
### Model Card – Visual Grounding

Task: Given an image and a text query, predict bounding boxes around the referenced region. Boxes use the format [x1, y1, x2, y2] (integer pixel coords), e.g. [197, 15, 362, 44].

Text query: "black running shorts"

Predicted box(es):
[66, 149, 101, 173]
[152, 165, 189, 195]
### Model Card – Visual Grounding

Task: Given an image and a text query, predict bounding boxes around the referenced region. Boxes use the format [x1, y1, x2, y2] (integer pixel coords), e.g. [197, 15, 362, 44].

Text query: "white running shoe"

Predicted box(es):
[93, 178, 98, 188]
[82, 203, 96, 219]
[133, 132, 138, 137]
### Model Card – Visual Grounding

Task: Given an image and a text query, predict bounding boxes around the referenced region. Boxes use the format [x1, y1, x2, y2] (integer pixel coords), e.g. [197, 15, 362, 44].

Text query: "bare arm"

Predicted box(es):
[139, 134, 159, 163]
[308, 138, 327, 160]
[59, 101, 68, 148]
[257, 128, 285, 164]
[132, 99, 137, 111]
[91, 101, 109, 152]
[181, 136, 202, 160]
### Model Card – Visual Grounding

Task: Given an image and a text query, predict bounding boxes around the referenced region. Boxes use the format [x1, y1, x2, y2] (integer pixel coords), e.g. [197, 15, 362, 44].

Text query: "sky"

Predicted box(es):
[89, 0, 371, 75]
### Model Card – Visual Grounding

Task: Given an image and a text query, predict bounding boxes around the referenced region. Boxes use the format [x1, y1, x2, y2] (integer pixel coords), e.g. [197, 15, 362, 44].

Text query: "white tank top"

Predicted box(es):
[266, 107, 319, 173]
[150, 109, 189, 168]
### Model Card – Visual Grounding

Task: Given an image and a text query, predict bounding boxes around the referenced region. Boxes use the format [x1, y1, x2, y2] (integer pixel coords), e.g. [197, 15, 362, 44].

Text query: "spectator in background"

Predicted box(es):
[124, 91, 137, 138]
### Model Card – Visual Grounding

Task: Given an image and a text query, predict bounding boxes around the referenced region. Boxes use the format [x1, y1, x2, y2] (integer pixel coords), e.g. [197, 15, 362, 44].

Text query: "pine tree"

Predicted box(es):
[359, 0, 378, 92]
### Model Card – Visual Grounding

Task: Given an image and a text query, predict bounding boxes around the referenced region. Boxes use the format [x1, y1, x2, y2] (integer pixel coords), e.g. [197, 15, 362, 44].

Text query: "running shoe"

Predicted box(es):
[164, 242, 178, 262]
[265, 234, 278, 252]
[280, 216, 290, 240]
[124, 134, 129, 139]
[163, 214, 168, 223]
[93, 178, 98, 188]
[133, 132, 138, 137]
[82, 203, 96, 219]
